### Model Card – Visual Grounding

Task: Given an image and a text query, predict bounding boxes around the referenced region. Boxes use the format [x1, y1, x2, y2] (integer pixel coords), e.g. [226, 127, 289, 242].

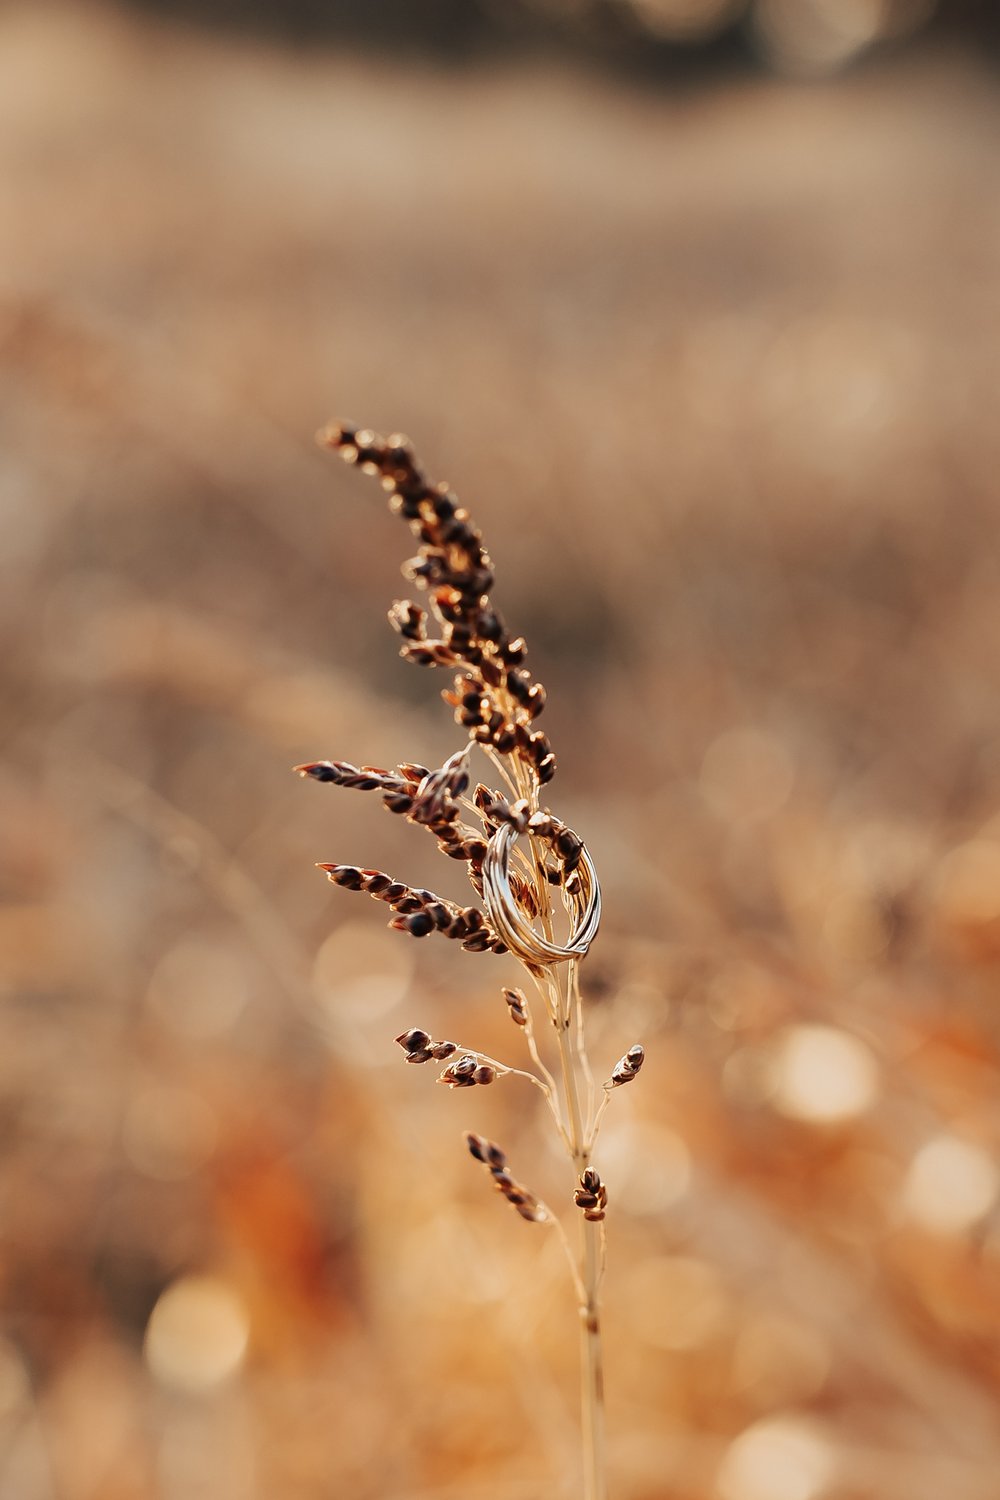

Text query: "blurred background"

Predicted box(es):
[3, 1, 1000, 1497]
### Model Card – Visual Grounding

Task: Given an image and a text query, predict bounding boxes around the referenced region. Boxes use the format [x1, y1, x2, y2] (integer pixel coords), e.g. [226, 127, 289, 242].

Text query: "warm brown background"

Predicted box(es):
[2, 2, 1000, 1497]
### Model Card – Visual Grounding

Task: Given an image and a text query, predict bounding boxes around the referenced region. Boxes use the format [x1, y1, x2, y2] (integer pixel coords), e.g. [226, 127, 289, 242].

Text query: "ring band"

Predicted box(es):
[481, 820, 601, 965]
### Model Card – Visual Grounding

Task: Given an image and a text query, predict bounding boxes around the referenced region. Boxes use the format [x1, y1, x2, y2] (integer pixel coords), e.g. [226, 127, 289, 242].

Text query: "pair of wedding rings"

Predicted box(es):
[481, 820, 601, 965]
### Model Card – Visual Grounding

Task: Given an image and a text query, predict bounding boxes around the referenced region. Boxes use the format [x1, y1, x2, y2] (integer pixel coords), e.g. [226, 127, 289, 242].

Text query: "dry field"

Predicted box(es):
[2, 4, 999, 1497]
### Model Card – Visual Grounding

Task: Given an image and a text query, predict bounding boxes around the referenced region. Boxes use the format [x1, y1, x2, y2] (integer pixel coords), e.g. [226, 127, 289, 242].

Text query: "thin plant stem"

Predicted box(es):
[522, 1013, 564, 1117]
[569, 958, 597, 1128]
[551, 966, 608, 1500]
[587, 1089, 613, 1155]
[307, 426, 643, 1500]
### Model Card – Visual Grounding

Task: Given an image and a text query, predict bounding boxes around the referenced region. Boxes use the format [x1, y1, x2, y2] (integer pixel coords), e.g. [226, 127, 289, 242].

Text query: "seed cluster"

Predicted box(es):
[319, 423, 557, 785]
[318, 864, 506, 952]
[302, 429, 643, 1232]
[609, 1045, 645, 1087]
[394, 1027, 458, 1063]
[503, 987, 529, 1027]
[299, 754, 489, 874]
[394, 1029, 499, 1086]
[299, 430, 601, 962]
[466, 1133, 547, 1223]
[574, 1168, 608, 1222]
[439, 1054, 497, 1089]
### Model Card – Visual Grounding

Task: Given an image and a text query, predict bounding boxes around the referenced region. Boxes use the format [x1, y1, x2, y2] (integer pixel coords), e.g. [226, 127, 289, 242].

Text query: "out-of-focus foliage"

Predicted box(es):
[121, 0, 1000, 77]
[1, 3, 999, 1498]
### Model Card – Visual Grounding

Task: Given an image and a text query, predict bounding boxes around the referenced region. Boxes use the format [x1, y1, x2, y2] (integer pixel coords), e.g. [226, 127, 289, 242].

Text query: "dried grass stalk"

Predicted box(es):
[298, 423, 646, 1500]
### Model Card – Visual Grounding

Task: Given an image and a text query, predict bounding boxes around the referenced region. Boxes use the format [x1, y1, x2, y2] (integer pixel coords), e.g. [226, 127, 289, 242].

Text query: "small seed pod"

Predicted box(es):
[401, 641, 457, 668]
[439, 1053, 500, 1088]
[317, 863, 364, 890]
[610, 1044, 645, 1087]
[501, 636, 527, 665]
[467, 1134, 546, 1222]
[493, 724, 518, 754]
[503, 987, 529, 1027]
[425, 901, 455, 931]
[459, 703, 486, 728]
[393, 894, 424, 914]
[397, 763, 431, 783]
[527, 811, 557, 839]
[390, 911, 435, 938]
[525, 683, 546, 719]
[395, 1028, 431, 1054]
[482, 796, 511, 826]
[387, 599, 427, 640]
[555, 827, 583, 873]
[464, 839, 488, 867]
[574, 1168, 608, 1221]
[466, 1132, 502, 1167]
[295, 760, 349, 782]
[434, 584, 464, 617]
[508, 799, 531, 833]
[480, 656, 504, 689]
[509, 874, 539, 917]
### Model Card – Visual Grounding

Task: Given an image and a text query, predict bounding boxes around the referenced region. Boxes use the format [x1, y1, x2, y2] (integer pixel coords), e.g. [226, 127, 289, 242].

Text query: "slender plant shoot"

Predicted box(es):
[298, 424, 645, 1500]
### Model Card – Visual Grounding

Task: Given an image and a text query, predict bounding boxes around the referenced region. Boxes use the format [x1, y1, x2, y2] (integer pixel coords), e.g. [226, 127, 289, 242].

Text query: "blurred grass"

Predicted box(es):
[1, 3, 1000, 1498]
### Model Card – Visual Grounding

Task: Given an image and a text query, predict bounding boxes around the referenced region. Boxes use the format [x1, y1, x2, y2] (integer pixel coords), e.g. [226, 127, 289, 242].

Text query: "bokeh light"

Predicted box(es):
[144, 1277, 250, 1394]
[769, 1025, 880, 1124]
[751, 0, 937, 76]
[902, 1135, 999, 1236]
[717, 1415, 835, 1500]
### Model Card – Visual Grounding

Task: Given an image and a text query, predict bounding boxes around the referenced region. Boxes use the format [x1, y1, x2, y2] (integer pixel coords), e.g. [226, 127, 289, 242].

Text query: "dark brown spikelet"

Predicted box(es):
[396, 1027, 431, 1054]
[408, 747, 470, 827]
[503, 987, 529, 1027]
[395, 1029, 459, 1065]
[296, 760, 411, 796]
[316, 865, 504, 951]
[438, 1053, 498, 1088]
[387, 599, 427, 641]
[574, 1168, 608, 1222]
[317, 422, 554, 781]
[465, 1134, 547, 1223]
[609, 1044, 645, 1088]
[317, 863, 365, 890]
[466, 1132, 506, 1170]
